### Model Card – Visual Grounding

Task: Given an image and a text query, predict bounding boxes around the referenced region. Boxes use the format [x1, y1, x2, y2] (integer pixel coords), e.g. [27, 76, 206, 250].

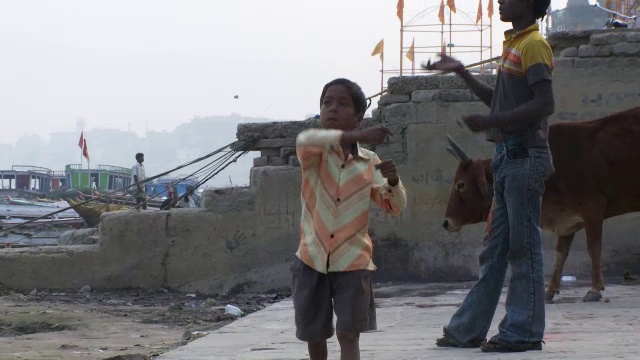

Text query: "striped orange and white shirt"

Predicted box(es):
[295, 128, 407, 273]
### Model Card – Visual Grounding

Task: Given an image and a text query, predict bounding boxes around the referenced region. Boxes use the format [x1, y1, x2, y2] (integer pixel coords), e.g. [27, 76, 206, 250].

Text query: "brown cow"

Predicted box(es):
[442, 106, 640, 302]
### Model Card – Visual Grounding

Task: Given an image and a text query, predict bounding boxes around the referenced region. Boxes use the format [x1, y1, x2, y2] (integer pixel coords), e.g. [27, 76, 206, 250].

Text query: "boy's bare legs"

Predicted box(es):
[308, 340, 327, 360]
[307, 331, 360, 360]
[337, 330, 360, 360]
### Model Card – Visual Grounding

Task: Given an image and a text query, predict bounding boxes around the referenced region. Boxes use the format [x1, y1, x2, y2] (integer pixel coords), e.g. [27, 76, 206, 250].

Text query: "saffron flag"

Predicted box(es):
[83, 139, 90, 162]
[371, 39, 384, 62]
[438, 0, 445, 24]
[78, 131, 84, 149]
[396, 0, 404, 22]
[406, 38, 415, 63]
[487, 0, 494, 18]
[447, 0, 456, 13]
[476, 0, 483, 24]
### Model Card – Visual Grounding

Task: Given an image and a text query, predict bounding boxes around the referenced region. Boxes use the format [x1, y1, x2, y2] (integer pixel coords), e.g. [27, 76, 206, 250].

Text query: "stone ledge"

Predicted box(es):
[387, 74, 496, 95]
[548, 29, 640, 56]
[252, 139, 296, 150]
[237, 118, 379, 144]
[578, 44, 611, 57]
[611, 42, 640, 57]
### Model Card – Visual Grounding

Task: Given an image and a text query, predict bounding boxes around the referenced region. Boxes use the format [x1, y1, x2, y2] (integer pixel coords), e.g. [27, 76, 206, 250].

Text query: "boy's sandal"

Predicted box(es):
[480, 340, 543, 353]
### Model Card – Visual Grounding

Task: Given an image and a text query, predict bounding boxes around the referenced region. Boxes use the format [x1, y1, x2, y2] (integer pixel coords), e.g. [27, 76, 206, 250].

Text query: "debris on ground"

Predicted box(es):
[0, 285, 290, 359]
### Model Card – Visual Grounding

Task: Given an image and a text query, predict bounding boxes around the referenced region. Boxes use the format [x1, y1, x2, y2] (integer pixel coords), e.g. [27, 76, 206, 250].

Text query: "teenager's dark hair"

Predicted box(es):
[320, 78, 368, 116]
[135, 152, 144, 160]
[534, 0, 551, 19]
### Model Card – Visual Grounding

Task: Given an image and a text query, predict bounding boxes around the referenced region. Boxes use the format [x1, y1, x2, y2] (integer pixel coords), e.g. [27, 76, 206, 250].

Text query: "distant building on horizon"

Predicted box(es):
[547, 0, 637, 33]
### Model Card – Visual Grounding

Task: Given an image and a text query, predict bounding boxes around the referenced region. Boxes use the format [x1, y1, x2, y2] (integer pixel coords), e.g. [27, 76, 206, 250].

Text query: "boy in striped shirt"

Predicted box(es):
[292, 78, 407, 360]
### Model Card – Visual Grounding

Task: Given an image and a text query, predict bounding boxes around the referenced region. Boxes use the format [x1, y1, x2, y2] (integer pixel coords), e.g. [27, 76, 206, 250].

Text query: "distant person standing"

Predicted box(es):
[131, 153, 147, 210]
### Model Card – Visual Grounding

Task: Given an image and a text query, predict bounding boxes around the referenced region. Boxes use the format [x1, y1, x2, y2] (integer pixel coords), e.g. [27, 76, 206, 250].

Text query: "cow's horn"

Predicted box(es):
[446, 134, 471, 164]
[446, 147, 459, 161]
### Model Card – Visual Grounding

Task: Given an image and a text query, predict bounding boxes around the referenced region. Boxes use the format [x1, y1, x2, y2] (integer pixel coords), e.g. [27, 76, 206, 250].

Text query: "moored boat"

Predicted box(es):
[5, 195, 61, 208]
[65, 199, 129, 227]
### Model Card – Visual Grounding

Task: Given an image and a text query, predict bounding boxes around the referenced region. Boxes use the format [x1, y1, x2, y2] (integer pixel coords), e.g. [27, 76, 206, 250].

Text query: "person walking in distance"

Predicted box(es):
[426, 0, 555, 353]
[131, 153, 147, 210]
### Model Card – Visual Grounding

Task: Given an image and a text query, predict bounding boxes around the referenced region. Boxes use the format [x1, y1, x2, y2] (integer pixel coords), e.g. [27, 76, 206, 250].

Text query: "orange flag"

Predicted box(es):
[447, 0, 456, 13]
[396, 0, 404, 22]
[476, 0, 483, 24]
[487, 0, 494, 18]
[406, 38, 415, 63]
[371, 39, 384, 62]
[438, 0, 445, 24]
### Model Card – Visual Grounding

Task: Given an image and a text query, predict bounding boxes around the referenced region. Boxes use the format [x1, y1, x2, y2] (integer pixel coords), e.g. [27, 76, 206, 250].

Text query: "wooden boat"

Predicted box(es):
[0, 217, 86, 229]
[75, 191, 163, 208]
[66, 199, 129, 227]
[6, 195, 60, 208]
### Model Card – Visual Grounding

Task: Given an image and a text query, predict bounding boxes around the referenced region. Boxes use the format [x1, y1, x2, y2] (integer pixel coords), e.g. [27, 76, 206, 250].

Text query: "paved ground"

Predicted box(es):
[157, 279, 640, 359]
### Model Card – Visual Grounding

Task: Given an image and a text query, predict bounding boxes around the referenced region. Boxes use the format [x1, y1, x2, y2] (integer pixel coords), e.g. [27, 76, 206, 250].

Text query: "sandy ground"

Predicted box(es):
[0, 284, 289, 360]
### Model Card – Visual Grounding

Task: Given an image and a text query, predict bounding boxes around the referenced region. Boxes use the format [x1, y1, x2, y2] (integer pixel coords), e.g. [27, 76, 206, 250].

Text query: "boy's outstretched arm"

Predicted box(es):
[296, 126, 394, 169]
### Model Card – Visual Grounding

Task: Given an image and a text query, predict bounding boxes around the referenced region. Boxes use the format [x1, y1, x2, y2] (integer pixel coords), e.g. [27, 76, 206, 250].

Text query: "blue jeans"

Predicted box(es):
[444, 145, 554, 346]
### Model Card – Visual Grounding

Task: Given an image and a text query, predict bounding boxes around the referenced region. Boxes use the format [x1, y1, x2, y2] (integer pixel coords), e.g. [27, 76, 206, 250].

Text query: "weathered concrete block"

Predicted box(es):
[378, 94, 411, 106]
[261, 148, 280, 157]
[237, 119, 317, 141]
[270, 157, 288, 166]
[625, 32, 640, 43]
[58, 228, 100, 245]
[202, 186, 255, 212]
[413, 103, 439, 122]
[573, 58, 608, 69]
[439, 75, 467, 89]
[280, 147, 296, 158]
[252, 139, 296, 149]
[560, 47, 578, 57]
[384, 103, 412, 123]
[253, 156, 269, 167]
[547, 30, 599, 55]
[288, 155, 300, 167]
[590, 32, 627, 45]
[578, 44, 611, 57]
[554, 57, 575, 69]
[411, 90, 440, 103]
[622, 57, 640, 68]
[387, 76, 440, 95]
[372, 107, 382, 118]
[611, 42, 640, 57]
[440, 90, 473, 102]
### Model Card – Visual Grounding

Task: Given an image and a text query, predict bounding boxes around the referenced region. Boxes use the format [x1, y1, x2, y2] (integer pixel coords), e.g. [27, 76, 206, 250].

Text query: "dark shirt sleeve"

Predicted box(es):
[522, 39, 553, 85]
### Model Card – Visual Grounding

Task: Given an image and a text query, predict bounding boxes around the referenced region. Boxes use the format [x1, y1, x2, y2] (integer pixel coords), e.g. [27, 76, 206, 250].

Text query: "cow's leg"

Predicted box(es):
[545, 233, 576, 302]
[583, 214, 605, 302]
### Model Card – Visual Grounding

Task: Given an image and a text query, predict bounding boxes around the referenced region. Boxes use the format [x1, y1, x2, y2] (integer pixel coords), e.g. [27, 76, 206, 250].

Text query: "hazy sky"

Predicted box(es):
[0, 0, 569, 146]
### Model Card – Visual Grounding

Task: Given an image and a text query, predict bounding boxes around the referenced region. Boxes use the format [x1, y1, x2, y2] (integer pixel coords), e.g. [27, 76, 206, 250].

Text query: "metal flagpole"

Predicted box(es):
[400, 23, 404, 76]
[381, 55, 384, 92]
[449, 8, 453, 56]
[481, 16, 484, 74]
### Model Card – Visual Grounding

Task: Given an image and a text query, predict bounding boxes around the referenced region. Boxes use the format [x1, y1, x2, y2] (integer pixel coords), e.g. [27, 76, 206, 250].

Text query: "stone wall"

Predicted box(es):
[1, 30, 639, 294]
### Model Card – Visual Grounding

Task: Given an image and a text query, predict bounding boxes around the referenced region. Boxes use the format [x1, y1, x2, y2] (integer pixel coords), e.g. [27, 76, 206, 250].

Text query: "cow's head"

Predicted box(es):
[442, 135, 493, 232]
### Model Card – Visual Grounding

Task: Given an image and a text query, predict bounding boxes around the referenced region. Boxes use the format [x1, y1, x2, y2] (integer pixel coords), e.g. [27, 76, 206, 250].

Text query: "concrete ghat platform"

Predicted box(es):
[158, 281, 640, 359]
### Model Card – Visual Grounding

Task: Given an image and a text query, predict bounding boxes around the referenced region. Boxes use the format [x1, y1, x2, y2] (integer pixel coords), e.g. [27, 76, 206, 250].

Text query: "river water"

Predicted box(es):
[0, 203, 82, 246]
